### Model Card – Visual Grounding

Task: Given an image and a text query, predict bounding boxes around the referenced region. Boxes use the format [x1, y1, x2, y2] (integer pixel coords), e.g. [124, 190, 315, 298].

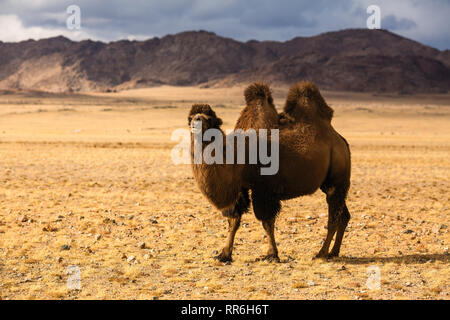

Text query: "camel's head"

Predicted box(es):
[284, 81, 334, 121]
[188, 104, 223, 133]
[244, 82, 274, 107]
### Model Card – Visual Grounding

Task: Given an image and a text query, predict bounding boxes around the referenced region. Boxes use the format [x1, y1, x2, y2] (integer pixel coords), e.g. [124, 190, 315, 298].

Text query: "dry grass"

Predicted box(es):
[0, 86, 449, 300]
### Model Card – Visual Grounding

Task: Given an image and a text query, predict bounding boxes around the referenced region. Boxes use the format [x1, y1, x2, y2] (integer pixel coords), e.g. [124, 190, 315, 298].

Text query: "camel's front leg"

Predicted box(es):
[215, 189, 249, 262]
[251, 188, 281, 263]
[216, 215, 241, 262]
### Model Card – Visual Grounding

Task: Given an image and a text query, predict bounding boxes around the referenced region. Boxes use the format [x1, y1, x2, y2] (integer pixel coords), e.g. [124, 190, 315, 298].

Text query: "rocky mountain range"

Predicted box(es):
[0, 29, 449, 93]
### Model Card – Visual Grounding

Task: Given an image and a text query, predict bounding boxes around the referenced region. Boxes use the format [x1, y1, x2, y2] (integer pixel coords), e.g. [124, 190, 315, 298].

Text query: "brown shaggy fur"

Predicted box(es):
[281, 81, 334, 123]
[188, 104, 223, 128]
[188, 82, 351, 262]
[244, 82, 273, 106]
[235, 82, 279, 130]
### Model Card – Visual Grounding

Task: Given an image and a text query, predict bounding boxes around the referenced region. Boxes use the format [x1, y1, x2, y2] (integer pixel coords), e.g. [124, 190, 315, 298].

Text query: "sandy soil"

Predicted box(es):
[0, 86, 449, 299]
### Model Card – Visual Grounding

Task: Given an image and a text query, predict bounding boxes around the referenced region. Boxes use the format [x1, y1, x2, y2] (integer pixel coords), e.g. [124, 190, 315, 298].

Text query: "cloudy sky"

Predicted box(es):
[0, 0, 449, 49]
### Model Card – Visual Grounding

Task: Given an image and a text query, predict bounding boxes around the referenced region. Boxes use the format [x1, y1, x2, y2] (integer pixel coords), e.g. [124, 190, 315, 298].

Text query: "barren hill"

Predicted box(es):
[0, 29, 448, 93]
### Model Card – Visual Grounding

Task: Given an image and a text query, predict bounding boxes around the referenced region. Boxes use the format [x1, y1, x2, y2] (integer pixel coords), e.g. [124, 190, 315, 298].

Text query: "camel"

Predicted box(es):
[188, 81, 351, 262]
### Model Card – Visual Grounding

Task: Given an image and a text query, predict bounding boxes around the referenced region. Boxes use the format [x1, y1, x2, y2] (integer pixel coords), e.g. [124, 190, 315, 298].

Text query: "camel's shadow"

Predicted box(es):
[331, 253, 449, 265]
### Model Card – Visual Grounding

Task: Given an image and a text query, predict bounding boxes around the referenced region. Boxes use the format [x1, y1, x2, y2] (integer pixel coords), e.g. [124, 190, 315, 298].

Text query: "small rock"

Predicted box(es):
[404, 229, 414, 234]
[127, 255, 136, 263]
[307, 280, 315, 287]
[95, 234, 101, 241]
[432, 224, 446, 234]
[42, 225, 58, 232]
[138, 242, 146, 249]
[61, 244, 71, 251]
[20, 216, 29, 223]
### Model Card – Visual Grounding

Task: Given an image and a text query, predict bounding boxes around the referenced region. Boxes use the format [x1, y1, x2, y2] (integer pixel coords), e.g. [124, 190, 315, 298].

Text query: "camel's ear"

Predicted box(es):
[209, 116, 223, 128]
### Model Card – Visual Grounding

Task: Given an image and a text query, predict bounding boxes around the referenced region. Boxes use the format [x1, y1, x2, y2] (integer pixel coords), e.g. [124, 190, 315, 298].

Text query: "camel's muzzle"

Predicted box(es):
[190, 119, 202, 134]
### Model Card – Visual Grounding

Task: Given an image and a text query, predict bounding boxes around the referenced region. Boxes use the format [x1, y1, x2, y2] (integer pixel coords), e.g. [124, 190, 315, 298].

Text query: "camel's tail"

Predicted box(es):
[244, 82, 273, 105]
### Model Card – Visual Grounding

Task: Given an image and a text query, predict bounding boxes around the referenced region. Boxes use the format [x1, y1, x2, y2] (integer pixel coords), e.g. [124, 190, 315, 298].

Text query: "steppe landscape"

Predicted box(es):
[0, 85, 449, 299]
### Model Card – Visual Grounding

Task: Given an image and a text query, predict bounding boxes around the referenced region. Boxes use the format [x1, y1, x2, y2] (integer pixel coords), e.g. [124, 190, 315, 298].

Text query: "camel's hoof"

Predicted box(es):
[215, 251, 232, 263]
[313, 252, 329, 260]
[261, 254, 280, 263]
[327, 252, 339, 259]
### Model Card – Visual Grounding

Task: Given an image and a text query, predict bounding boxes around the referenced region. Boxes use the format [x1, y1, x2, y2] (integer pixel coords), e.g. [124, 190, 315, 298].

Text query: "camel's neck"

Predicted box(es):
[190, 130, 242, 211]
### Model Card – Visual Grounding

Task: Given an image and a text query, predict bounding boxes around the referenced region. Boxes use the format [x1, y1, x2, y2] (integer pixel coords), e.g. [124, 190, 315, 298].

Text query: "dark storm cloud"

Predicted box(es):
[0, 0, 448, 49]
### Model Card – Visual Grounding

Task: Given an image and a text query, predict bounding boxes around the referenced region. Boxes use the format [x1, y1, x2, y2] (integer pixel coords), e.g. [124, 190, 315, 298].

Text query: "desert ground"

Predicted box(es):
[0, 85, 448, 300]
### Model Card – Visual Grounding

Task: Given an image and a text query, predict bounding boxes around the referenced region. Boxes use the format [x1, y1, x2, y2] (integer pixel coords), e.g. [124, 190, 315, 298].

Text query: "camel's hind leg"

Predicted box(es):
[251, 188, 281, 262]
[329, 202, 350, 257]
[216, 189, 250, 262]
[315, 184, 350, 259]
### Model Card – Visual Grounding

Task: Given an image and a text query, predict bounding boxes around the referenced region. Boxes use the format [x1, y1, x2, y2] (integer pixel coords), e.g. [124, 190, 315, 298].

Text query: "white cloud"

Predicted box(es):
[0, 14, 94, 42]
